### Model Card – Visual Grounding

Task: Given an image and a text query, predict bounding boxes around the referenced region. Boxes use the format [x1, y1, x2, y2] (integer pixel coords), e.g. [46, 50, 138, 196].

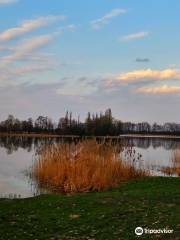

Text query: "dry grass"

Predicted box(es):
[161, 150, 180, 176]
[31, 140, 147, 194]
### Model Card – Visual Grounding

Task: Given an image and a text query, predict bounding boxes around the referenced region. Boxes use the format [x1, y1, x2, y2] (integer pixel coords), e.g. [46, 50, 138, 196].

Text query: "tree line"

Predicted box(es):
[0, 109, 180, 136]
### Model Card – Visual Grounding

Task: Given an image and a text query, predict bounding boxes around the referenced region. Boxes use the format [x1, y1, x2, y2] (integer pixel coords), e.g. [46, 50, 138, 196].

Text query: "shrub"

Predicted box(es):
[31, 140, 147, 194]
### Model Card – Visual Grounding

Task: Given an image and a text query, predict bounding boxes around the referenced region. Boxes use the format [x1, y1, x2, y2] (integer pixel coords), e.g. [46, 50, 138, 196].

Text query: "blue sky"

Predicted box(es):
[0, 0, 180, 123]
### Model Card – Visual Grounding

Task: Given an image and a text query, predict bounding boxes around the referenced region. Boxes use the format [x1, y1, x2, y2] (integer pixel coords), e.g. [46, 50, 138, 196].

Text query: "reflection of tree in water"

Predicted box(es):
[1, 136, 180, 154]
[0, 136, 65, 155]
[124, 138, 180, 150]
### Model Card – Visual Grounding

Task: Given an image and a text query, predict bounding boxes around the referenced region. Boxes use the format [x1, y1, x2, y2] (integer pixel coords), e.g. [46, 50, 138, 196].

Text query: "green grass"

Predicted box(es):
[0, 177, 179, 240]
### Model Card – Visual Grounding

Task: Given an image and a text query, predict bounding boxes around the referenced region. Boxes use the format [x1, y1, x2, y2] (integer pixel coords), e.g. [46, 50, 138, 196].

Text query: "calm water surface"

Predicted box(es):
[0, 136, 179, 198]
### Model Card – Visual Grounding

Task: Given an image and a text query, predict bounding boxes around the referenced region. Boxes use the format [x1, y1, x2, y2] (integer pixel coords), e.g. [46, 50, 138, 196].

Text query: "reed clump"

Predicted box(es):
[32, 140, 147, 194]
[161, 150, 180, 176]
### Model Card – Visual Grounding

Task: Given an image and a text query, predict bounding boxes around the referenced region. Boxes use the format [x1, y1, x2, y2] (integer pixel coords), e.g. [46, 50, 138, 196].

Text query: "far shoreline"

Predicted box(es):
[0, 132, 79, 138]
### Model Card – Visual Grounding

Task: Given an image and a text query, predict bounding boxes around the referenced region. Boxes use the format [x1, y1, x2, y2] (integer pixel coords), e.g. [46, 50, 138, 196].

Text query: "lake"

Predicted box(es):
[0, 135, 179, 198]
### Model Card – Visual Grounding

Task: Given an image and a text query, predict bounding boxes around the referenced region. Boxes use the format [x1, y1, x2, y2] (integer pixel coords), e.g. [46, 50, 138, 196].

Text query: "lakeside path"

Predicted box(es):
[0, 177, 179, 240]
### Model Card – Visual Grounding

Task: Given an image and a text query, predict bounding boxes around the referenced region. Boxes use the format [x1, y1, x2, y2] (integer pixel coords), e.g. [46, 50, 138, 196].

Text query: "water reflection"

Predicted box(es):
[124, 137, 180, 150]
[0, 135, 179, 198]
[0, 136, 67, 155]
[1, 136, 180, 154]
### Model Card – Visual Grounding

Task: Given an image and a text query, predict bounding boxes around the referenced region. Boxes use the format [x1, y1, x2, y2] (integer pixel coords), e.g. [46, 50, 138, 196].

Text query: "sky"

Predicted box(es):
[0, 0, 180, 123]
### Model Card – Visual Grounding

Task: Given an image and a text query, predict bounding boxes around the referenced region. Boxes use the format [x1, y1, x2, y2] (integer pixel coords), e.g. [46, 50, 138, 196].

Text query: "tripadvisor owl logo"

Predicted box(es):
[135, 227, 174, 236]
[135, 227, 144, 236]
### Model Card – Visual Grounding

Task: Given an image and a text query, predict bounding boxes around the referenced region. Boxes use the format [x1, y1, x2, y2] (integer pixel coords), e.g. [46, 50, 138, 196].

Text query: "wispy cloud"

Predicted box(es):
[106, 68, 180, 86]
[58, 24, 76, 33]
[0, 0, 18, 5]
[0, 14, 76, 88]
[90, 8, 127, 29]
[121, 31, 149, 41]
[0, 65, 55, 88]
[0, 32, 61, 87]
[1, 23, 77, 67]
[0, 15, 65, 42]
[1, 34, 55, 65]
[56, 77, 98, 97]
[137, 85, 180, 94]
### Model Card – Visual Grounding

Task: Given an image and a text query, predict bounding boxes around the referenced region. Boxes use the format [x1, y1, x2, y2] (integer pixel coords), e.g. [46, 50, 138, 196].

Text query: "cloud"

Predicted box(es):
[0, 22, 77, 87]
[56, 79, 97, 97]
[136, 58, 150, 63]
[0, 24, 76, 67]
[11, 64, 55, 76]
[106, 68, 180, 86]
[0, 32, 60, 86]
[137, 85, 180, 94]
[58, 24, 77, 33]
[121, 31, 149, 41]
[0, 63, 57, 87]
[90, 8, 127, 29]
[0, 15, 65, 42]
[0, 0, 18, 5]
[1, 34, 55, 65]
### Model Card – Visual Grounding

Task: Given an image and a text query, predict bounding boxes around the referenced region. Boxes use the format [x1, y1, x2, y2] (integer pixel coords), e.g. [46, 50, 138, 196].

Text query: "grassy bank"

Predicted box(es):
[0, 177, 179, 240]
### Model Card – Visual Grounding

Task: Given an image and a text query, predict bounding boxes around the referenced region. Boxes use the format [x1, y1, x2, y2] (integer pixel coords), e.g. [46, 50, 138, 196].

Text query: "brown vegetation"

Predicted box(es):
[31, 140, 147, 194]
[161, 150, 180, 176]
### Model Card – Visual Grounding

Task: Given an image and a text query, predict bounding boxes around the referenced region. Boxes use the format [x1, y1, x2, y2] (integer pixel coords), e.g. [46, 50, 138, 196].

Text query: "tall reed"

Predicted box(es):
[31, 140, 147, 194]
[161, 150, 180, 176]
